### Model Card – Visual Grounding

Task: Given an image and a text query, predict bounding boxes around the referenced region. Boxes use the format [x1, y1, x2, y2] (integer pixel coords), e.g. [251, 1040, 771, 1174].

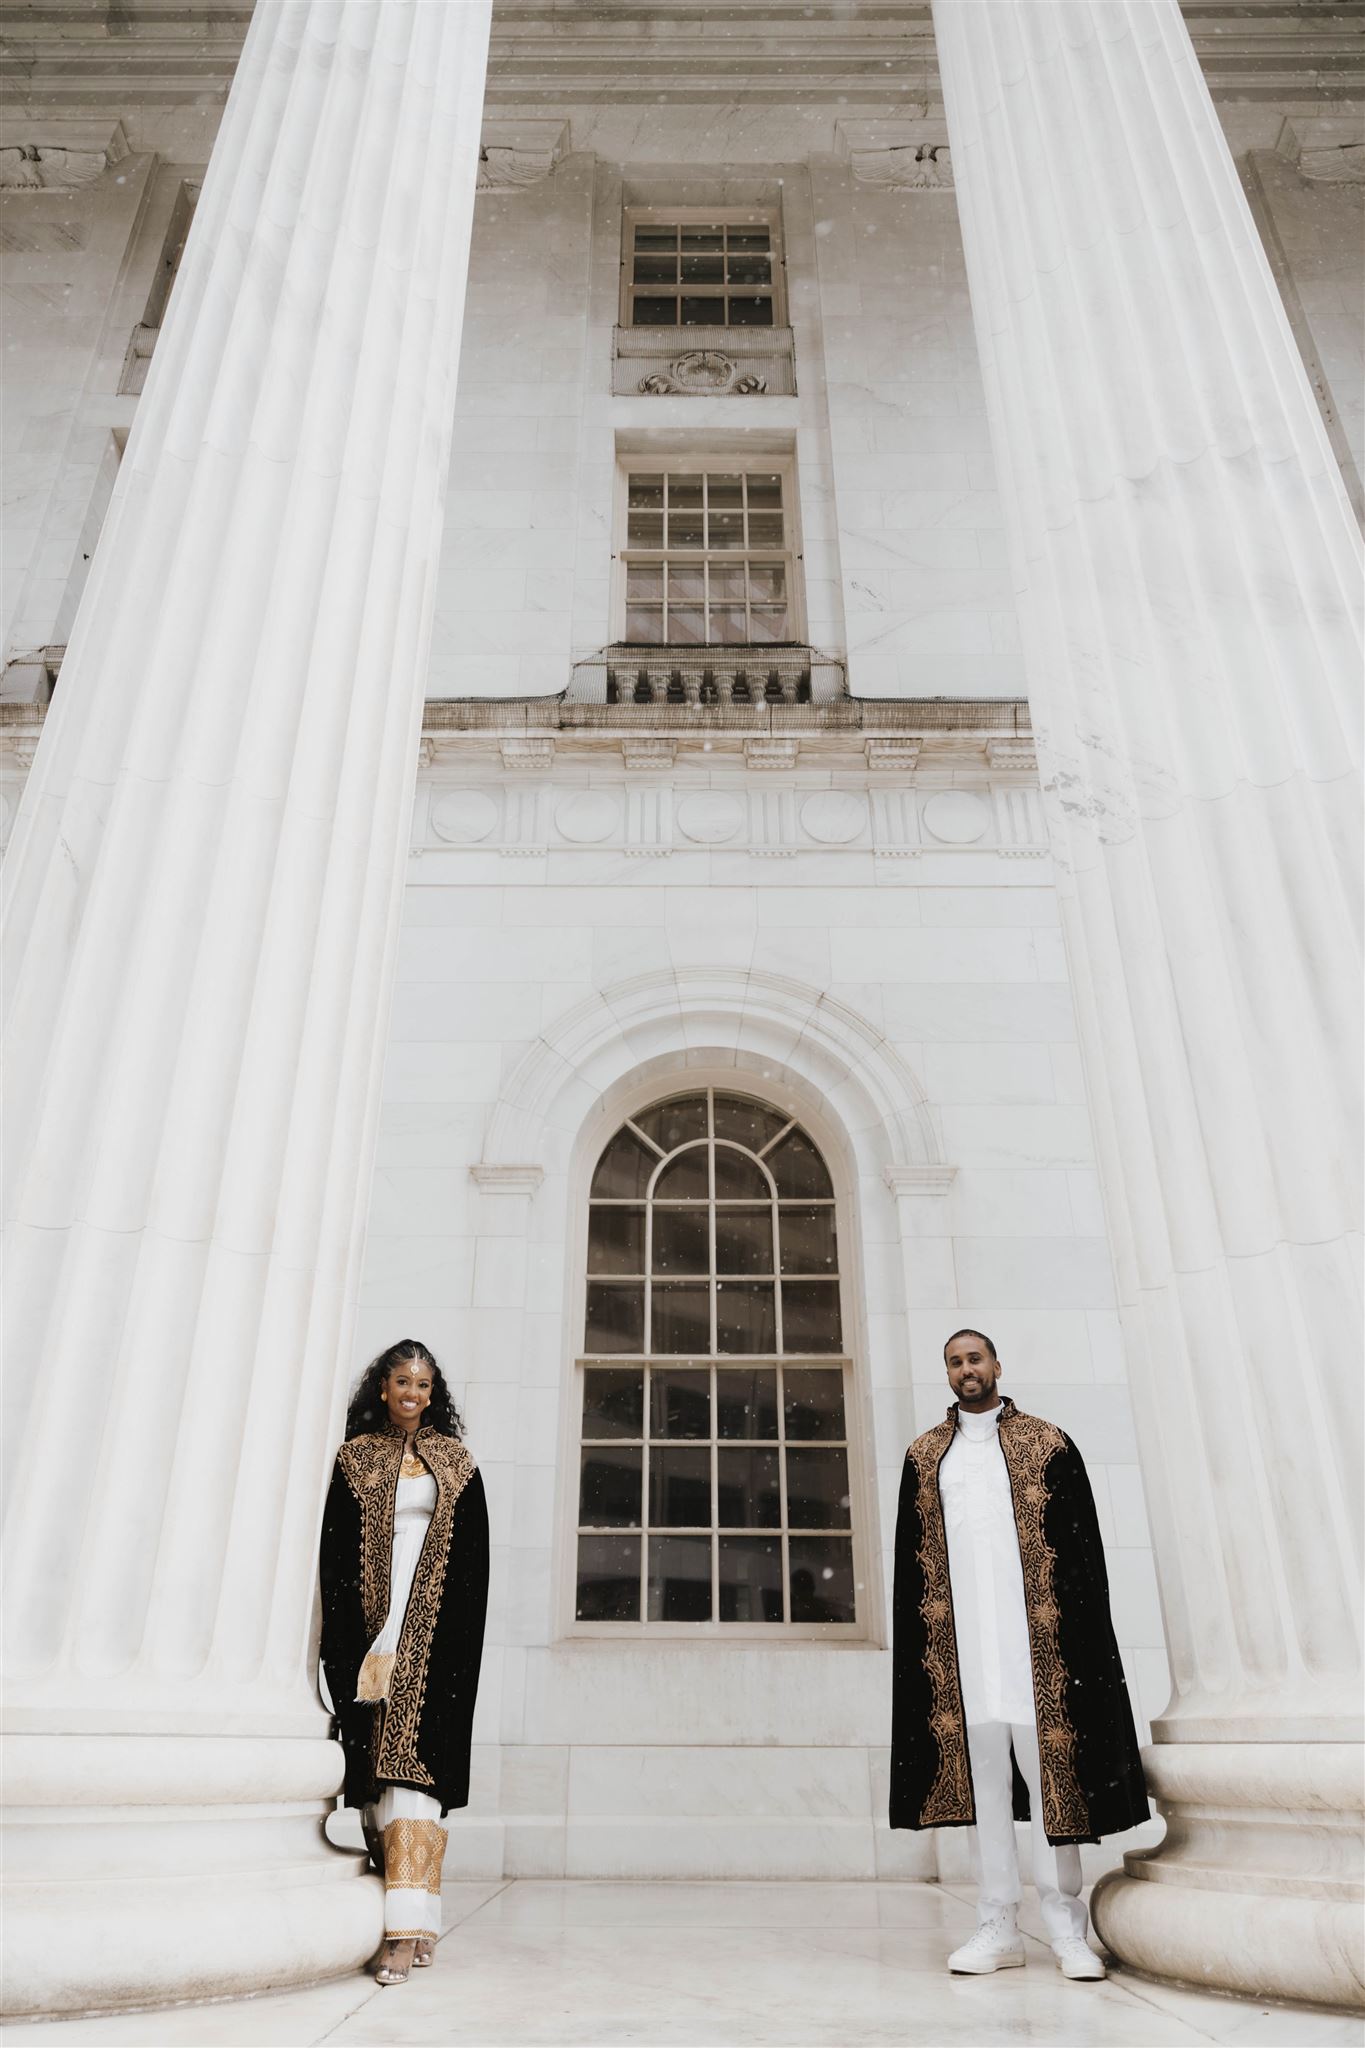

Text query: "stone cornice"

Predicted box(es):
[1, 6, 1360, 110]
[422, 695, 1033, 764]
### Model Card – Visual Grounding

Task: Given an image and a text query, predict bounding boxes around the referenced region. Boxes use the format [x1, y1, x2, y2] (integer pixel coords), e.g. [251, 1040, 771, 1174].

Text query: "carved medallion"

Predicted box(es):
[676, 793, 745, 844]
[921, 790, 990, 845]
[800, 792, 868, 845]
[555, 792, 620, 844]
[429, 791, 500, 844]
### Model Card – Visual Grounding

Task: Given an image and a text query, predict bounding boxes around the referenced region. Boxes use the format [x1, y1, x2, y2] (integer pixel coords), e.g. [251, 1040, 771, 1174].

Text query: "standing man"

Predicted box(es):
[890, 1330, 1148, 1979]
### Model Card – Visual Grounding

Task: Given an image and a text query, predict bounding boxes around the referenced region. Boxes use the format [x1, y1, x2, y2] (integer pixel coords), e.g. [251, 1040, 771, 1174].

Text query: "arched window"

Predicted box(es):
[573, 1089, 862, 1635]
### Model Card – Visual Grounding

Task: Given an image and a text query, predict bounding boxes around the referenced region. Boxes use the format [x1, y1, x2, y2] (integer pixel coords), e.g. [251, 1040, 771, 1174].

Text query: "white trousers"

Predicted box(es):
[363, 1785, 447, 1939]
[966, 1720, 1087, 1944]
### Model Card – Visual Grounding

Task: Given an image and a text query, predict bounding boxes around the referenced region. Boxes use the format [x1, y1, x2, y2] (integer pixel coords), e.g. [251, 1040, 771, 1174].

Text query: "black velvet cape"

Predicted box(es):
[890, 1398, 1149, 1846]
[319, 1427, 488, 1817]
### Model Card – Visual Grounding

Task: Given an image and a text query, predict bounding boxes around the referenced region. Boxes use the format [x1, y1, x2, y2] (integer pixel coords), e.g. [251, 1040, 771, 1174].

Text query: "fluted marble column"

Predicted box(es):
[1, 0, 490, 2017]
[932, 0, 1363, 2012]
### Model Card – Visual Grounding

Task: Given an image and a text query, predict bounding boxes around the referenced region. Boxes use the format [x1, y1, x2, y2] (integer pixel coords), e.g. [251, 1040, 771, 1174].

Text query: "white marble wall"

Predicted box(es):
[3, 103, 1359, 693]
[0, 147, 151, 658]
[0, 106, 221, 675]
[1243, 119, 1365, 514]
[358, 735, 1169, 1878]
[807, 156, 1021, 699]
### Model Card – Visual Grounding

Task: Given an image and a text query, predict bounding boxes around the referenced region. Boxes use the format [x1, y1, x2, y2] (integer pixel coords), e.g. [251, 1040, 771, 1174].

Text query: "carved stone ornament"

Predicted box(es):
[1297, 141, 1365, 183]
[850, 144, 953, 190]
[639, 351, 768, 397]
[0, 143, 116, 191]
[476, 145, 558, 191]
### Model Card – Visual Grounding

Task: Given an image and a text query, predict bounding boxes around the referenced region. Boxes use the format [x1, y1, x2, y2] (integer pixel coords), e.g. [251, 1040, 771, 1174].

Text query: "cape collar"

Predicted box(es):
[946, 1394, 1016, 1428]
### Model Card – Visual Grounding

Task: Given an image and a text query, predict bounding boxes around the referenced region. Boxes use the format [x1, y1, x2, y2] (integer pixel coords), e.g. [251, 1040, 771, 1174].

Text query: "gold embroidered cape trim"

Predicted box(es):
[336, 1430, 478, 1788]
[907, 1417, 973, 1826]
[996, 1406, 1091, 1840]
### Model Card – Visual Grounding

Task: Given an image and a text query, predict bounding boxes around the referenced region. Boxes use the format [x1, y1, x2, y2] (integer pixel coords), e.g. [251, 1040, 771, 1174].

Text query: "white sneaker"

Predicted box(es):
[1053, 1935, 1106, 1980]
[947, 1916, 1026, 1974]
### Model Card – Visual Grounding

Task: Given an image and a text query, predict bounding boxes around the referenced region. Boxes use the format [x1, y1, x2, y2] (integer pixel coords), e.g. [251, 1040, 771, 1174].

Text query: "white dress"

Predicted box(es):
[357, 1454, 448, 1942]
[356, 1462, 437, 1704]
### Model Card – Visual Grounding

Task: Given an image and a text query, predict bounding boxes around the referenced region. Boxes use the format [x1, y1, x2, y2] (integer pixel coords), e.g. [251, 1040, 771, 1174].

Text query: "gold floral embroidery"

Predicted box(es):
[908, 1419, 973, 1826]
[997, 1408, 1090, 1839]
[336, 1433, 402, 1640]
[382, 1818, 447, 1896]
[377, 1435, 476, 1787]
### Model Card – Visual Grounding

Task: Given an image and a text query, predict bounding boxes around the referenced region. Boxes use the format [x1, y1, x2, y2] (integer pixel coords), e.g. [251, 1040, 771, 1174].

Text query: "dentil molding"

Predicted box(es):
[622, 737, 676, 770]
[985, 736, 1038, 771]
[500, 736, 555, 772]
[745, 738, 800, 770]
[865, 737, 922, 771]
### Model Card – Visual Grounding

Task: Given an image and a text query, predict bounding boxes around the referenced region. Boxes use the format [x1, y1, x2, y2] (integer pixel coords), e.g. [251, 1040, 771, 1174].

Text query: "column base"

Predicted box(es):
[1090, 1742, 1365, 2013]
[1, 1733, 383, 2019]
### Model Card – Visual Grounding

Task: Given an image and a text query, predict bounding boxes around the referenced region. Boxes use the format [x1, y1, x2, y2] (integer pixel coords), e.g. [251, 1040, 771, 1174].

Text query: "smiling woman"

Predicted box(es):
[319, 1340, 489, 1988]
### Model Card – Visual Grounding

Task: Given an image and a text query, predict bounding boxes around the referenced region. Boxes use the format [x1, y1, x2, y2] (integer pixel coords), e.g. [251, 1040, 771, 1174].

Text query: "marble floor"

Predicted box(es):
[11, 1883, 1362, 2048]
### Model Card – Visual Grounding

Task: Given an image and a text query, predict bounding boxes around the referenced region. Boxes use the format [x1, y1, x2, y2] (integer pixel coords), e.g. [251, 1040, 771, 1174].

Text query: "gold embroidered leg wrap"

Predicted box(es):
[381, 1816, 446, 1939]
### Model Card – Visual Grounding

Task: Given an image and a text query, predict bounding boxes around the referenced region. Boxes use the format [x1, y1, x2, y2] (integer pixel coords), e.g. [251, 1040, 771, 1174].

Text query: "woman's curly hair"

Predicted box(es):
[344, 1338, 465, 1440]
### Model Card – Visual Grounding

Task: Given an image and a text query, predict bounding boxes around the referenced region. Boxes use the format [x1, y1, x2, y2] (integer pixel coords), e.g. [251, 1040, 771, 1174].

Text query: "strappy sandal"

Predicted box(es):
[413, 1936, 436, 1968]
[374, 1938, 417, 1985]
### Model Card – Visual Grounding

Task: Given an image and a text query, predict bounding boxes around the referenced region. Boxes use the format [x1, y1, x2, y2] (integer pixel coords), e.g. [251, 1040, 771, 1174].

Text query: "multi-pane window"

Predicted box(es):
[622, 470, 792, 645]
[626, 222, 777, 328]
[574, 1090, 859, 1632]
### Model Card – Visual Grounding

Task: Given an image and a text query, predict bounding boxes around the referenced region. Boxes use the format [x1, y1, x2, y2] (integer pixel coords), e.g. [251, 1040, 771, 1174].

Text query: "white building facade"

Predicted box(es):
[2, 0, 1361, 2022]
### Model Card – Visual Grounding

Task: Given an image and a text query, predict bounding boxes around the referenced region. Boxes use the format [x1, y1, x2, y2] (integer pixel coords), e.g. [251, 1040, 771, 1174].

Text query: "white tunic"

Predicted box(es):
[355, 1462, 437, 1703]
[937, 1404, 1036, 1727]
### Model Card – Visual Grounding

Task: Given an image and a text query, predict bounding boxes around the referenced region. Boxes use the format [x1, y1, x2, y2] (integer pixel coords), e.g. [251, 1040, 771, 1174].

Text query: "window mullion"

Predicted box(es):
[708, 1092, 718, 1359]
[777, 1361, 791, 1624]
[772, 1185, 784, 1357]
[645, 1187, 653, 1354]
[641, 1365, 650, 1622]
[711, 1363, 720, 1626]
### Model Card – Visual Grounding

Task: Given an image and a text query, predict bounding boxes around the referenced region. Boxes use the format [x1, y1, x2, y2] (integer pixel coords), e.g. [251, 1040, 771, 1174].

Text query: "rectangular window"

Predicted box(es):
[619, 463, 798, 646]
[624, 214, 781, 329]
[575, 1362, 857, 1628]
